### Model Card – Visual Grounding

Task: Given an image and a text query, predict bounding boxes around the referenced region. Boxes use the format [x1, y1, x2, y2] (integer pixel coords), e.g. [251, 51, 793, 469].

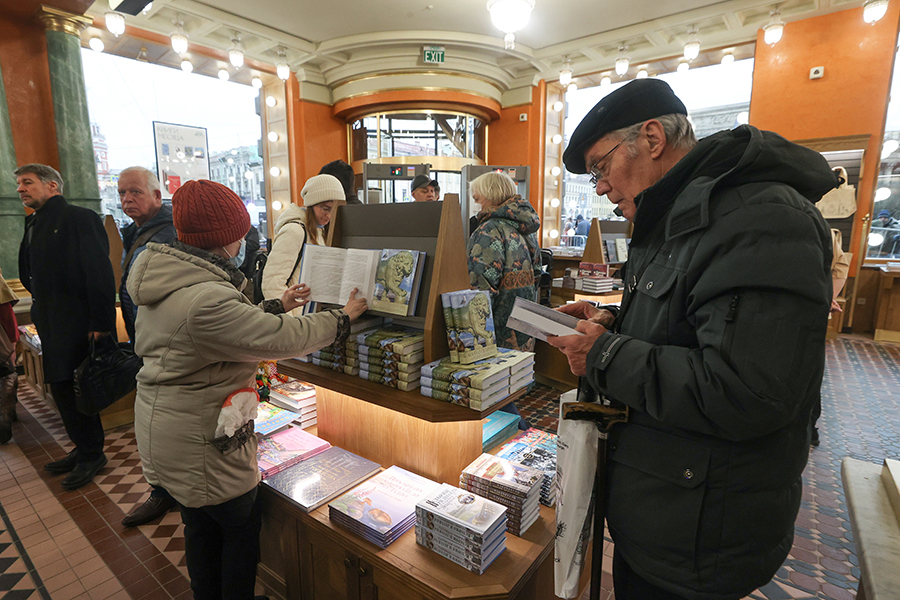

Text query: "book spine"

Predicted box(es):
[417, 536, 498, 573]
[415, 508, 497, 543]
[441, 292, 459, 363]
[415, 529, 495, 563]
[414, 522, 496, 550]
[459, 476, 531, 503]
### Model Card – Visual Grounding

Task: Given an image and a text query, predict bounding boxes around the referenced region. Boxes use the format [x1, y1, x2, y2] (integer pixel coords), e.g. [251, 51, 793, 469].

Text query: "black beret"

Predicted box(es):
[411, 174, 431, 191]
[563, 79, 688, 174]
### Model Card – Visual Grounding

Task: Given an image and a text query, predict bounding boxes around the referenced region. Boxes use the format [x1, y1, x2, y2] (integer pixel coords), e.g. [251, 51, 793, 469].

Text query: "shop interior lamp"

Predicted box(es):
[683, 27, 700, 61]
[559, 58, 573, 86]
[486, 0, 535, 50]
[251, 77, 263, 89]
[636, 68, 648, 79]
[89, 37, 105, 52]
[170, 20, 189, 55]
[600, 74, 611, 86]
[180, 59, 192, 73]
[677, 60, 689, 73]
[763, 10, 784, 45]
[721, 51, 735, 65]
[105, 11, 125, 37]
[276, 50, 290, 81]
[229, 35, 244, 69]
[615, 45, 630, 76]
[863, 0, 889, 23]
[218, 68, 229, 81]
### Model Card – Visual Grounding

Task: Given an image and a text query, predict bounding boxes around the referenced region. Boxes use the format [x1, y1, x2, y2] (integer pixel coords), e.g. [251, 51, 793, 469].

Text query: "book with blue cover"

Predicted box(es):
[482, 410, 520, 451]
[254, 401, 300, 437]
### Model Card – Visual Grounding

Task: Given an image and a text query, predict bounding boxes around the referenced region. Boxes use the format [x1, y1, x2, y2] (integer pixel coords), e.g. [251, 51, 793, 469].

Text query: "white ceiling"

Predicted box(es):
[84, 0, 862, 95]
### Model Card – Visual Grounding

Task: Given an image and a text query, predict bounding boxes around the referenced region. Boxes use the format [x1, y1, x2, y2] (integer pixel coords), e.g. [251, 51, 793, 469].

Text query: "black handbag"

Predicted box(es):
[73, 336, 142, 415]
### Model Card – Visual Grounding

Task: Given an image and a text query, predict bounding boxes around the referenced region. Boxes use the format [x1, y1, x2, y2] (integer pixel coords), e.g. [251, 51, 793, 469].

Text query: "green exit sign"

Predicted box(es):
[423, 46, 445, 64]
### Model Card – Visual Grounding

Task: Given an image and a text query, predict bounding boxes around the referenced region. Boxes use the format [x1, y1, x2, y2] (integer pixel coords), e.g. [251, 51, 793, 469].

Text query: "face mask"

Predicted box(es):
[226, 238, 246, 268]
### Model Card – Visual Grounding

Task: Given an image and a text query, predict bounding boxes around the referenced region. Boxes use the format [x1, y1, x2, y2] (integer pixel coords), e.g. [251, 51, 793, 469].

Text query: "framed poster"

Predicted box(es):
[153, 121, 211, 199]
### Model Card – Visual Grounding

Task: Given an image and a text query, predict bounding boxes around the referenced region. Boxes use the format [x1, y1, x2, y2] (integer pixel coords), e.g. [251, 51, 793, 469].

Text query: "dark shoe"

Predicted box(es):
[811, 427, 820, 447]
[122, 496, 177, 527]
[62, 455, 108, 490]
[0, 418, 10, 445]
[44, 450, 79, 474]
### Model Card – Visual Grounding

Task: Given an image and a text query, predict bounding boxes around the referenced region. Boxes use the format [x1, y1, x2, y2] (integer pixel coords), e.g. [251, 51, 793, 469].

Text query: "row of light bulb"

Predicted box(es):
[102, 9, 292, 82]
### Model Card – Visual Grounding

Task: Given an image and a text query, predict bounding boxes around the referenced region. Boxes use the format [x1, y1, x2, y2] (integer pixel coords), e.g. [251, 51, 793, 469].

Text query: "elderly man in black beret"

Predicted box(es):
[549, 79, 838, 599]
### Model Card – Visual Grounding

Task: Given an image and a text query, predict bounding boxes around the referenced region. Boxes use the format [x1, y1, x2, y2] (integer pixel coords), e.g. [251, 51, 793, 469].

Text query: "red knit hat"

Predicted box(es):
[172, 180, 251, 249]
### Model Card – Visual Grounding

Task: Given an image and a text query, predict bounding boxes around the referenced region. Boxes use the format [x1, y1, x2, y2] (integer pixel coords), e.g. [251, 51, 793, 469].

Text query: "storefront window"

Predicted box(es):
[868, 47, 900, 261]
[350, 112, 486, 163]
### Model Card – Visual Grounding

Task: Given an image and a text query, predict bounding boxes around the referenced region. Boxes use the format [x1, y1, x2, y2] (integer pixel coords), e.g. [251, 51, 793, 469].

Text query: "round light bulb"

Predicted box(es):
[864, 0, 889, 24]
[265, 96, 277, 107]
[566, 82, 577, 93]
[552, 100, 564, 112]
[105, 11, 125, 37]
[218, 69, 230, 81]
[677, 61, 689, 73]
[764, 22, 783, 45]
[251, 77, 263, 89]
[276, 62, 290, 81]
[882, 139, 899, 158]
[549, 229, 559, 239]
[637, 68, 648, 79]
[551, 134, 562, 145]
[269, 166, 281, 177]
[170, 31, 188, 55]
[869, 232, 885, 246]
[180, 59, 193, 73]
[559, 68, 573, 86]
[875, 187, 892, 202]
[600, 75, 611, 87]
[268, 131, 279, 142]
[550, 166, 561, 177]
[721, 52, 735, 65]
[272, 200, 283, 211]
[89, 37, 105, 52]
[227, 158, 234, 164]
[736, 111, 749, 125]
[141, 2, 153, 13]
[683, 40, 700, 61]
[550, 197, 560, 208]
[244, 170, 254, 180]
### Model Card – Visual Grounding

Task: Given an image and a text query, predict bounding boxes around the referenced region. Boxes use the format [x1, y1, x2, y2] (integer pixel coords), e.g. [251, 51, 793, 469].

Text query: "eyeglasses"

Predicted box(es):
[588, 142, 622, 186]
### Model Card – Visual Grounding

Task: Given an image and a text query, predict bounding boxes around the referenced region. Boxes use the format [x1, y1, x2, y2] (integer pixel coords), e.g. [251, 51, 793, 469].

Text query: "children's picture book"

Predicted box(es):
[448, 290, 498, 365]
[254, 401, 300, 437]
[298, 245, 425, 316]
[256, 427, 332, 479]
[262, 446, 381, 513]
[268, 380, 317, 412]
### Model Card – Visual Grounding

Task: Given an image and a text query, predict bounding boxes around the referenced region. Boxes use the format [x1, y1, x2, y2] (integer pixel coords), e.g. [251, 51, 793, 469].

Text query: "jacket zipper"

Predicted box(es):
[722, 291, 742, 363]
[725, 292, 742, 322]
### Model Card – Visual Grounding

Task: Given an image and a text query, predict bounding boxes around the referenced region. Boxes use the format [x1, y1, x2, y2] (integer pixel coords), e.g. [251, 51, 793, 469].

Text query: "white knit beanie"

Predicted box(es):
[301, 174, 344, 206]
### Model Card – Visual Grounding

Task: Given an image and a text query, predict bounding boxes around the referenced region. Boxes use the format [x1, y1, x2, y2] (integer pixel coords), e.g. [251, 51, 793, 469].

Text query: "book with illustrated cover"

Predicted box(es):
[357, 327, 425, 355]
[416, 483, 507, 539]
[447, 290, 498, 365]
[461, 453, 543, 498]
[268, 380, 317, 411]
[262, 446, 381, 513]
[358, 346, 425, 365]
[421, 348, 534, 389]
[370, 249, 427, 316]
[421, 376, 507, 400]
[495, 434, 557, 507]
[378, 376, 421, 392]
[482, 411, 520, 451]
[440, 293, 459, 363]
[256, 427, 331, 479]
[420, 385, 510, 411]
[297, 245, 425, 317]
[358, 366, 421, 383]
[328, 466, 439, 548]
[254, 401, 300, 437]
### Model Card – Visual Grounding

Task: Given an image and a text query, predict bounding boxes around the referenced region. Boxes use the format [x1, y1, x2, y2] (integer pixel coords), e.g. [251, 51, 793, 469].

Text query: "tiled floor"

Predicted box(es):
[0, 335, 896, 600]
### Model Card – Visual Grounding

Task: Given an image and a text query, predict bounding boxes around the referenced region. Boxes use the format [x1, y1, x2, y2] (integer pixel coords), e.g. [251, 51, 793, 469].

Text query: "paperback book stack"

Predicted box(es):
[267, 379, 318, 428]
[581, 276, 614, 294]
[460, 453, 543, 537]
[415, 483, 508, 574]
[495, 428, 558, 507]
[311, 317, 386, 376]
[440, 290, 498, 364]
[420, 348, 535, 410]
[256, 426, 331, 479]
[262, 446, 381, 513]
[353, 326, 425, 391]
[481, 411, 520, 452]
[329, 466, 439, 548]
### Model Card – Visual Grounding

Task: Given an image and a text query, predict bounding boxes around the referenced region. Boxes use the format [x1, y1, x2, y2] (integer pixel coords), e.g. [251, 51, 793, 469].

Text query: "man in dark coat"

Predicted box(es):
[16, 163, 116, 490]
[116, 166, 178, 526]
[548, 80, 836, 600]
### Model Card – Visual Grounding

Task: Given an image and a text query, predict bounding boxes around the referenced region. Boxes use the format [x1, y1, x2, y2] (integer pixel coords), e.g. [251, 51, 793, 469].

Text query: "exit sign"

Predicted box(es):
[423, 46, 445, 64]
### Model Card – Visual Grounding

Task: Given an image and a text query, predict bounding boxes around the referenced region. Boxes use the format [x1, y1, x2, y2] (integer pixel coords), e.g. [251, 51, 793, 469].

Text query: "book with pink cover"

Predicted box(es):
[257, 427, 331, 479]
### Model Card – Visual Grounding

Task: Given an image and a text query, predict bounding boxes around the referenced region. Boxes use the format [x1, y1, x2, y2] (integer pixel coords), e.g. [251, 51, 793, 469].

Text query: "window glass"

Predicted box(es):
[869, 47, 900, 261]
[350, 111, 486, 163]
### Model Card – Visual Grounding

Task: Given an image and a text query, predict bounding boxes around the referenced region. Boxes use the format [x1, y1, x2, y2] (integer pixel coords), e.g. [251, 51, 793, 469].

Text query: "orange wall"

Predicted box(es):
[0, 11, 59, 169]
[286, 78, 348, 203]
[488, 82, 546, 223]
[750, 4, 900, 275]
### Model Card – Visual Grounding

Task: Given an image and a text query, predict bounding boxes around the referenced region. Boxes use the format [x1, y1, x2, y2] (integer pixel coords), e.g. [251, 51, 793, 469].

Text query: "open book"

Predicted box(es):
[298, 245, 426, 316]
[506, 296, 582, 342]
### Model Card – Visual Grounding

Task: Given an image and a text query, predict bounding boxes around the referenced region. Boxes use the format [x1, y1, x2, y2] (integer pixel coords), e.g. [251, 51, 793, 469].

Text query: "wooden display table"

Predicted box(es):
[874, 268, 900, 342]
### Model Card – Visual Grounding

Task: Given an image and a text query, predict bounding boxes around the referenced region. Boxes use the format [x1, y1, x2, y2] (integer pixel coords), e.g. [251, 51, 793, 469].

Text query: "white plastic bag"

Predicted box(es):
[554, 389, 599, 599]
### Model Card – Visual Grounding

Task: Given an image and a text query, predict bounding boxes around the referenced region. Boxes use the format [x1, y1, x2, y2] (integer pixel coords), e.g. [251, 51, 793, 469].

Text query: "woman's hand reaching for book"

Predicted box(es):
[281, 284, 311, 312]
[343, 288, 368, 321]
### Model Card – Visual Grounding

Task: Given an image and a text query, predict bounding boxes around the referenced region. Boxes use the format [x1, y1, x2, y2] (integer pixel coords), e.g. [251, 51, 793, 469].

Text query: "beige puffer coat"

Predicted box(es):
[261, 203, 326, 316]
[127, 242, 341, 507]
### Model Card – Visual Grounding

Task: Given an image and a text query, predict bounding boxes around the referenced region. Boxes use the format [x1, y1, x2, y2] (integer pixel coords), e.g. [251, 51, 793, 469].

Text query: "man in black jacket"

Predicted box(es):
[17, 164, 116, 490]
[549, 80, 835, 600]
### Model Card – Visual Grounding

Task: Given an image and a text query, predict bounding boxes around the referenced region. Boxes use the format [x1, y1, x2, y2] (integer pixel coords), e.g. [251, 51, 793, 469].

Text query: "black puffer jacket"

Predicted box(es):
[586, 126, 836, 599]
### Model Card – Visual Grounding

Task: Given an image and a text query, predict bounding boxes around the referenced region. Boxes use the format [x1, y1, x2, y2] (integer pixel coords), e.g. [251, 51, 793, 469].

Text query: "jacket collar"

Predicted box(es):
[171, 240, 246, 290]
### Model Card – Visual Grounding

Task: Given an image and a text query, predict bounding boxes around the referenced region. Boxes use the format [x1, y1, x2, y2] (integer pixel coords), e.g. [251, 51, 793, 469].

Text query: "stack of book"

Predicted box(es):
[329, 466, 439, 548]
[441, 290, 498, 364]
[256, 426, 331, 479]
[581, 276, 615, 294]
[262, 446, 381, 513]
[420, 348, 535, 410]
[254, 401, 302, 437]
[481, 411, 520, 452]
[311, 317, 386, 376]
[495, 428, 558, 507]
[267, 379, 318, 428]
[415, 483, 508, 574]
[353, 326, 425, 391]
[460, 453, 543, 536]
[578, 262, 609, 278]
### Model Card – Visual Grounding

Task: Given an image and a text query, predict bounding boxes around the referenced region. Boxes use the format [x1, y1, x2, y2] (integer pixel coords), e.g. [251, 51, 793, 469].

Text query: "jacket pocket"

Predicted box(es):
[635, 262, 678, 300]
[607, 425, 711, 572]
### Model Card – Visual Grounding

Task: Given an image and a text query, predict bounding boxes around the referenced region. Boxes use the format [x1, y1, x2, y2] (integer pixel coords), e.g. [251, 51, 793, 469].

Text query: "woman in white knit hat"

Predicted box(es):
[261, 174, 343, 315]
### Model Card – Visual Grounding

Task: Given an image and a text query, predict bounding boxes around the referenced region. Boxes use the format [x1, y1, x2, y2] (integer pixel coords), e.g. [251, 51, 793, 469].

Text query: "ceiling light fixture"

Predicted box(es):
[228, 34, 244, 68]
[763, 10, 784, 45]
[637, 68, 648, 79]
[141, 2, 153, 13]
[600, 74, 611, 87]
[170, 19, 188, 54]
[251, 77, 263, 89]
[863, 0, 889, 23]
[683, 27, 700, 61]
[181, 59, 193, 73]
[721, 51, 735, 65]
[218, 68, 230, 81]
[486, 0, 535, 50]
[677, 60, 689, 73]
[89, 37, 104, 52]
[615, 45, 630, 76]
[559, 57, 573, 86]
[276, 49, 290, 81]
[105, 11, 125, 36]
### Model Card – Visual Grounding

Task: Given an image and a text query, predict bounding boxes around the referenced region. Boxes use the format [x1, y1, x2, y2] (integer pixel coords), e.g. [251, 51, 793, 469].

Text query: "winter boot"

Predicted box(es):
[0, 371, 18, 444]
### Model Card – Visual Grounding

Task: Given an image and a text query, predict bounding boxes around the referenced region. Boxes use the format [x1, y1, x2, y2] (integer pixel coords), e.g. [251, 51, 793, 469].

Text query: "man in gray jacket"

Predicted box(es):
[549, 80, 836, 600]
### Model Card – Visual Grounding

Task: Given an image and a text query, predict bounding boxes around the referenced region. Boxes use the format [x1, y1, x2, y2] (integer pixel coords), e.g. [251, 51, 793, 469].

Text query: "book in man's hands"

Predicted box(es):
[298, 245, 425, 316]
[506, 296, 582, 342]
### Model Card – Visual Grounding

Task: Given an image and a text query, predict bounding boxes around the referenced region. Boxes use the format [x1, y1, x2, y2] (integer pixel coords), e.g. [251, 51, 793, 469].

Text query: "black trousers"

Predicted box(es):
[612, 549, 691, 600]
[49, 381, 105, 461]
[180, 487, 262, 600]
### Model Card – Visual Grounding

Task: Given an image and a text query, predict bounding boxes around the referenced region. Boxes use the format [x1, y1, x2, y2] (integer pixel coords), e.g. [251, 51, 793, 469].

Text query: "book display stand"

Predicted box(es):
[262, 196, 556, 600]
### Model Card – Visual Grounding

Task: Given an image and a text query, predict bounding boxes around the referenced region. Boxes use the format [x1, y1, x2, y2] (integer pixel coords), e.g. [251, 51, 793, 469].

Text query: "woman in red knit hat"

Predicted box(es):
[126, 179, 367, 600]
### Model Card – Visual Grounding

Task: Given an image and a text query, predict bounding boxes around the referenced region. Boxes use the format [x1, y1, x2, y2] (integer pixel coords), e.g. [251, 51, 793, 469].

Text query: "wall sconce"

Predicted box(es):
[763, 10, 784, 45]
[251, 77, 263, 89]
[268, 131, 279, 142]
[615, 45, 630, 76]
[549, 229, 559, 239]
[270, 166, 281, 177]
[551, 134, 563, 144]
[276, 49, 290, 81]
[549, 197, 560, 208]
[550, 166, 561, 177]
[552, 100, 564, 112]
[272, 200, 283, 211]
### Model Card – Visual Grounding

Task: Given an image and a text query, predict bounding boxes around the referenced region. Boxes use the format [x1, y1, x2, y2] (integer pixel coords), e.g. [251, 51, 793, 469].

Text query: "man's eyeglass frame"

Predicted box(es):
[588, 142, 622, 186]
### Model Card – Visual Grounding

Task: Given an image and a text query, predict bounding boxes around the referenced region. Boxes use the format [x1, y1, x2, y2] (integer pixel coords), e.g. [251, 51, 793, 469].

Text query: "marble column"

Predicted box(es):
[38, 7, 100, 212]
[0, 59, 21, 279]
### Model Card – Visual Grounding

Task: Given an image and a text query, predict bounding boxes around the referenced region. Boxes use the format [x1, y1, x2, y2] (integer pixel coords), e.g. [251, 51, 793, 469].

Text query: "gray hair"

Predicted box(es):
[14, 164, 64, 193]
[612, 113, 697, 157]
[119, 166, 161, 194]
[470, 171, 517, 208]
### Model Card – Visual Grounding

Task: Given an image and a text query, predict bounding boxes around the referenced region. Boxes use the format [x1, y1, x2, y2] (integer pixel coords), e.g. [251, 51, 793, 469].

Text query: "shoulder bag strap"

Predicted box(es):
[123, 223, 169, 271]
[284, 223, 307, 287]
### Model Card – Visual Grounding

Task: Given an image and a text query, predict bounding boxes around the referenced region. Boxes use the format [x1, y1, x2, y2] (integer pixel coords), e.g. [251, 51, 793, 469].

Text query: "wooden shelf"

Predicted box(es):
[278, 359, 524, 423]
